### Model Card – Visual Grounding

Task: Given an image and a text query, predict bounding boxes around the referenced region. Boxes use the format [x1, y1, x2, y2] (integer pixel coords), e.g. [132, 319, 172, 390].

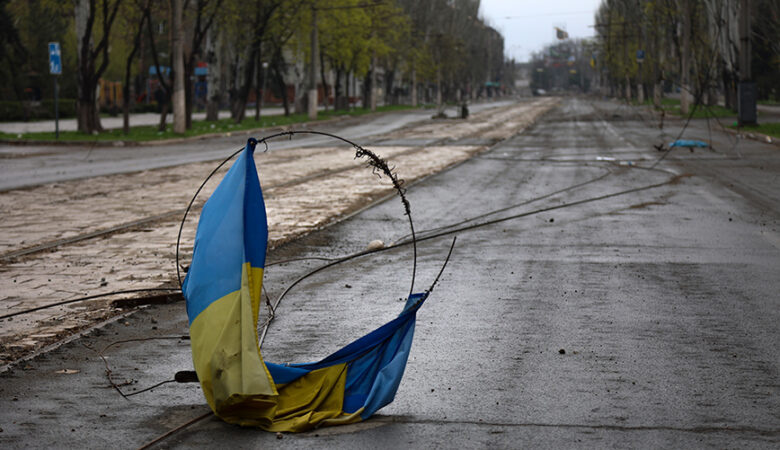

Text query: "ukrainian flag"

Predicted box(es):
[183, 138, 427, 432]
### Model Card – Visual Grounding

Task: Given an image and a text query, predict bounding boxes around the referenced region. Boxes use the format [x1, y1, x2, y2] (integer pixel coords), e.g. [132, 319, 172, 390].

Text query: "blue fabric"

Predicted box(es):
[265, 292, 428, 415]
[265, 363, 311, 385]
[242, 146, 268, 270]
[669, 139, 708, 148]
[183, 142, 268, 324]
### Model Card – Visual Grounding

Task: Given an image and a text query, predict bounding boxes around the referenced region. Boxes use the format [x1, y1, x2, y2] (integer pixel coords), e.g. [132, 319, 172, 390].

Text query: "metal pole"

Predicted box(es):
[54, 76, 59, 139]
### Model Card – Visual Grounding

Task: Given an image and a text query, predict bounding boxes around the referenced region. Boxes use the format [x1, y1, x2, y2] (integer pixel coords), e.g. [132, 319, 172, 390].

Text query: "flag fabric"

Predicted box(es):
[182, 138, 427, 432]
[669, 139, 708, 148]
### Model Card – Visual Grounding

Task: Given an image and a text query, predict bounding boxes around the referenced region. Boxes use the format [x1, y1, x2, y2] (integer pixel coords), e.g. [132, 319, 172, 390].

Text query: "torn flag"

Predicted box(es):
[182, 138, 427, 432]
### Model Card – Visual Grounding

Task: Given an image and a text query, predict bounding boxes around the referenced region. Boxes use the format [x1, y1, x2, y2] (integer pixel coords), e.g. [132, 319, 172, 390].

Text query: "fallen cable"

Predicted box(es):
[257, 171, 678, 347]
[85, 336, 188, 400]
[395, 166, 614, 244]
[135, 411, 212, 450]
[0, 288, 181, 321]
[175, 130, 419, 297]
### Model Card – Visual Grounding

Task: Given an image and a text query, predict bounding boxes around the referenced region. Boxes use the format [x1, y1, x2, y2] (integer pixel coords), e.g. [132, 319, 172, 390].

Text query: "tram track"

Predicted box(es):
[0, 141, 465, 262]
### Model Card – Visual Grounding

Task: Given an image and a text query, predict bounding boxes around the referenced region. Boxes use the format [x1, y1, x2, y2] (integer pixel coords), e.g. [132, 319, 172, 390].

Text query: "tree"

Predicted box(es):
[74, 0, 123, 133]
[181, 0, 223, 128]
[0, 0, 30, 102]
[171, 0, 184, 133]
[120, 0, 151, 134]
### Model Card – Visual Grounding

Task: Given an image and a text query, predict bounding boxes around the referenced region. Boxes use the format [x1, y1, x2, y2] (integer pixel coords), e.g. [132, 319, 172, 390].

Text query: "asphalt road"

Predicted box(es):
[0, 97, 778, 448]
[0, 101, 510, 192]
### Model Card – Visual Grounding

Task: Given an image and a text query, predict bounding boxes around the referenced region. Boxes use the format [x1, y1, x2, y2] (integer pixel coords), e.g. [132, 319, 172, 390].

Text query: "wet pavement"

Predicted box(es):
[1, 97, 779, 448]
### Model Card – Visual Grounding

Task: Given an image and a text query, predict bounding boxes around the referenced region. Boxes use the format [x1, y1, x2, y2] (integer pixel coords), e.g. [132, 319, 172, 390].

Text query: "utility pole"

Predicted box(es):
[308, 6, 319, 120]
[738, 0, 756, 125]
[172, 0, 186, 133]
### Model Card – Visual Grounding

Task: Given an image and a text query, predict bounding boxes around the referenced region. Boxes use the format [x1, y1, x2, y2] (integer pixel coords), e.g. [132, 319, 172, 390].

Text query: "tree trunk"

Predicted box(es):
[159, 101, 169, 131]
[274, 62, 289, 116]
[75, 0, 103, 134]
[436, 68, 442, 107]
[334, 66, 343, 110]
[184, 59, 194, 129]
[370, 50, 377, 111]
[320, 50, 329, 112]
[384, 66, 395, 106]
[233, 47, 257, 123]
[122, 9, 146, 135]
[255, 52, 262, 121]
[411, 67, 417, 107]
[680, 0, 691, 115]
[362, 71, 371, 110]
[205, 26, 221, 121]
[172, 0, 186, 134]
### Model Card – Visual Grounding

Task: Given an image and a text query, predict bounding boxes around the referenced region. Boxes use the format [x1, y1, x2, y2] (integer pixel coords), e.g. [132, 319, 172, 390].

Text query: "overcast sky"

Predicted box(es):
[479, 0, 603, 62]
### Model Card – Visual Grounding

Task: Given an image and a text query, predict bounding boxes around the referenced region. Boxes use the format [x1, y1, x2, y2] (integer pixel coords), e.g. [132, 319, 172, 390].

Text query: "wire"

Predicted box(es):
[394, 167, 614, 244]
[135, 411, 212, 450]
[125, 379, 175, 397]
[175, 130, 420, 305]
[0, 288, 180, 321]
[86, 336, 189, 400]
[257, 166, 678, 347]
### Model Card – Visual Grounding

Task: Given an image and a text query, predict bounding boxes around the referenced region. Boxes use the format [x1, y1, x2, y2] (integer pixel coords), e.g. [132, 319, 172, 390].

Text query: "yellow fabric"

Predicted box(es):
[190, 264, 277, 418]
[247, 266, 263, 330]
[190, 263, 364, 432]
[238, 363, 362, 431]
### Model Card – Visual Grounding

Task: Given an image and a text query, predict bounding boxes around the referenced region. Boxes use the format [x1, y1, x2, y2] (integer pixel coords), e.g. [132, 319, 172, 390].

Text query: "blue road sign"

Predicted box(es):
[49, 42, 62, 75]
[636, 49, 645, 63]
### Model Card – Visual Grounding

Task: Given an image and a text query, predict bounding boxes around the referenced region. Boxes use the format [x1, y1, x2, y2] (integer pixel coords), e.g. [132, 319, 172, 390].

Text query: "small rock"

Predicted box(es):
[276, 432, 283, 440]
[366, 239, 385, 251]
[549, 218, 554, 223]
[345, 284, 352, 289]
[559, 349, 566, 355]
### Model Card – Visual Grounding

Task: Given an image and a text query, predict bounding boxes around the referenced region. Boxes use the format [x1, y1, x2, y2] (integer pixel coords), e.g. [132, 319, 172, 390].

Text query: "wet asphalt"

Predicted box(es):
[1, 97, 779, 448]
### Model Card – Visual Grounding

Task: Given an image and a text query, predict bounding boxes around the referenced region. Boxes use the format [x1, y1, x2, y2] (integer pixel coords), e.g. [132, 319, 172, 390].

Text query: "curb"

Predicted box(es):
[718, 125, 778, 147]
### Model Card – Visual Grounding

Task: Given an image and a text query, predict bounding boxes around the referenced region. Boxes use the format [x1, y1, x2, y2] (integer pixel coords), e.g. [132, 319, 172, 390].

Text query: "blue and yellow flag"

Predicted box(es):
[183, 138, 427, 432]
